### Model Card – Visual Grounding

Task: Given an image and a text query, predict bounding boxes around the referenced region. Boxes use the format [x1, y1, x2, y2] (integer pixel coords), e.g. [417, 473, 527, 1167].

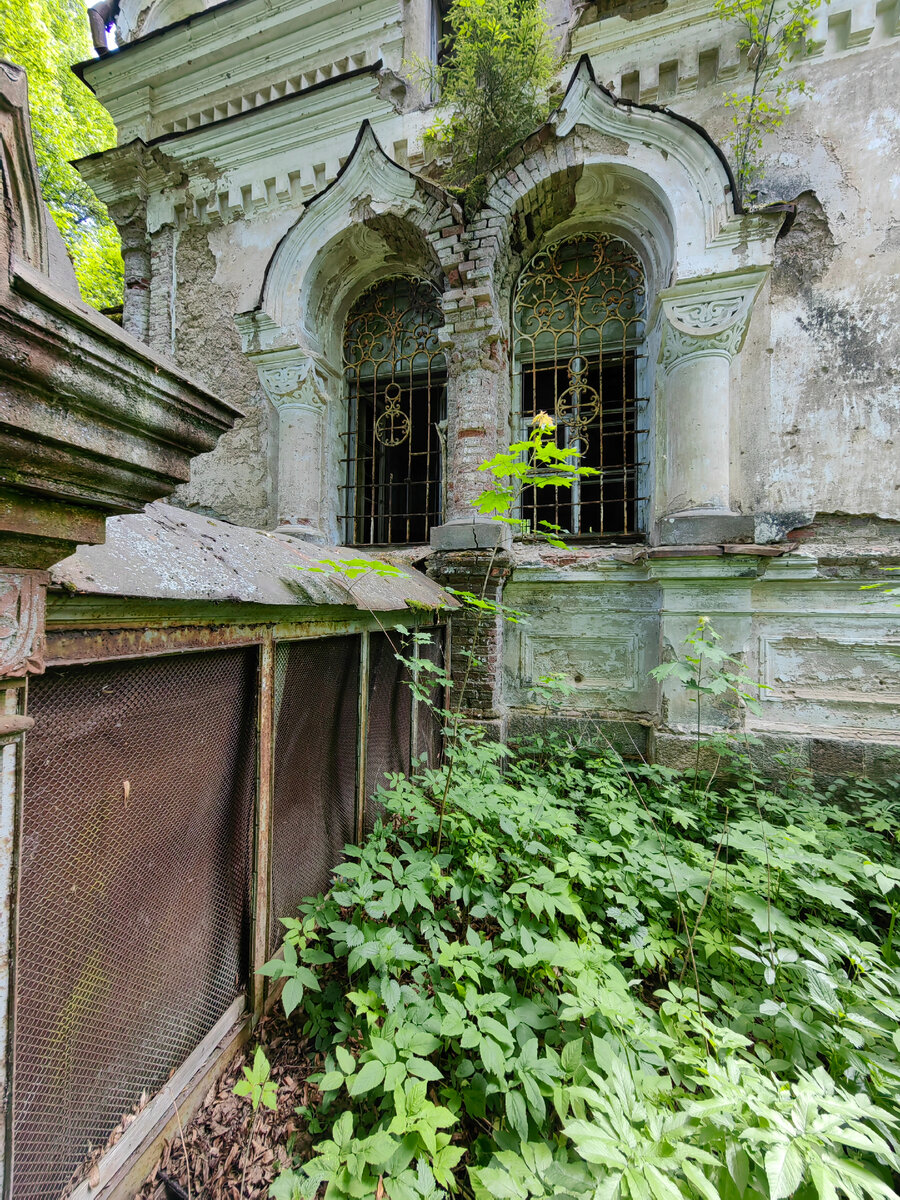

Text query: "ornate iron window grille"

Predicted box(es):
[342, 277, 447, 545]
[513, 233, 649, 538]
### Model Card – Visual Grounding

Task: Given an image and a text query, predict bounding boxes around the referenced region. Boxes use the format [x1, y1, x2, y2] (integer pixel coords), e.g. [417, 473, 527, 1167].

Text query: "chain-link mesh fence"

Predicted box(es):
[14, 649, 257, 1200]
[269, 636, 359, 952]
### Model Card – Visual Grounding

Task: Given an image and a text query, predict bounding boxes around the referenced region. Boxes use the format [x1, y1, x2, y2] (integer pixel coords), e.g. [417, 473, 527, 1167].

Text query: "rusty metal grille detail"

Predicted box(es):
[514, 233, 649, 538]
[13, 649, 256, 1200]
[269, 636, 359, 951]
[342, 277, 447, 546]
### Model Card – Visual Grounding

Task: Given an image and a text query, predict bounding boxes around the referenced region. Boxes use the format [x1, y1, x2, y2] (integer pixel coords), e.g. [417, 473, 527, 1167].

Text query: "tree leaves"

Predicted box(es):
[0, 0, 123, 305]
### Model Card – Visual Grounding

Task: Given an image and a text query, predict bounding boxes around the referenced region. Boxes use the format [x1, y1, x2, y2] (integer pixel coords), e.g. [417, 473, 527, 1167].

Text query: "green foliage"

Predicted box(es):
[234, 1045, 279, 1113]
[264, 726, 900, 1200]
[714, 0, 820, 202]
[0, 0, 123, 307]
[417, 0, 559, 188]
[302, 558, 410, 583]
[474, 413, 599, 548]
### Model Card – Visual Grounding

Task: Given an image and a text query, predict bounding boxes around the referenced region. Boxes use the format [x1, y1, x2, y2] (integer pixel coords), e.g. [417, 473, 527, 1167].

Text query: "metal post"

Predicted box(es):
[251, 631, 275, 1018]
[2, 680, 29, 1200]
[409, 635, 419, 770]
[355, 631, 370, 845]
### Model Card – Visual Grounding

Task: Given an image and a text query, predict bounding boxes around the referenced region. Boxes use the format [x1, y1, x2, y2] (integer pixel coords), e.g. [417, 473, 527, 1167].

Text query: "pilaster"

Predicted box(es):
[429, 279, 510, 551]
[656, 269, 768, 545]
[253, 351, 334, 543]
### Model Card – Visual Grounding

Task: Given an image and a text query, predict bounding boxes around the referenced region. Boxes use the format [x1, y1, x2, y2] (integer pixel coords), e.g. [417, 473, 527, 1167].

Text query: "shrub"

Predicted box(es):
[418, 0, 559, 189]
[263, 726, 900, 1200]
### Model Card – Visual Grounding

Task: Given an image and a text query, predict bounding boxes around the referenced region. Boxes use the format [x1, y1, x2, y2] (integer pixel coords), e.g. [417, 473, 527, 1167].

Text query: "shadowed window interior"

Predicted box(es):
[342, 277, 447, 546]
[513, 233, 649, 539]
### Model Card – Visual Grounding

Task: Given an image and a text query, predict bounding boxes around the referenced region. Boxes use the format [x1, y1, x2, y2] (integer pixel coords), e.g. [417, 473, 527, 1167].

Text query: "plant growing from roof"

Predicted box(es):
[715, 0, 821, 203]
[413, 0, 559, 196]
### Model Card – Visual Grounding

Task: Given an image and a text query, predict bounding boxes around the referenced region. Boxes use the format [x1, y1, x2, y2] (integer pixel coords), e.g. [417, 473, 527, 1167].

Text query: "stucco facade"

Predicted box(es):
[75, 0, 900, 773]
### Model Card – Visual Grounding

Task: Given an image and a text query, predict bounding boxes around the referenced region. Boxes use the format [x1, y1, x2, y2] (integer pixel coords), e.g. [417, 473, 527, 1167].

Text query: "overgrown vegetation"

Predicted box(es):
[416, 0, 558, 193]
[256, 719, 900, 1200]
[714, 0, 820, 203]
[226, 416, 900, 1200]
[0, 0, 123, 307]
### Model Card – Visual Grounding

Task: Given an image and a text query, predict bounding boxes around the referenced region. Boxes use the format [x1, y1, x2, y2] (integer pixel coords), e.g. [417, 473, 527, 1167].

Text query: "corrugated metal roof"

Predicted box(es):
[50, 502, 452, 613]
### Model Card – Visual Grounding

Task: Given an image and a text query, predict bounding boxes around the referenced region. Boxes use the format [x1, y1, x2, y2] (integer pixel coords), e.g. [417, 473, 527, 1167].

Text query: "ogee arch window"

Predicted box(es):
[342, 277, 447, 545]
[513, 233, 648, 537]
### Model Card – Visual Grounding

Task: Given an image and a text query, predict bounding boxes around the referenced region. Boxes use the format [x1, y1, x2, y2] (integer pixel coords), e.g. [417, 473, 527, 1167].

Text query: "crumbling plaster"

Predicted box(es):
[77, 0, 900, 766]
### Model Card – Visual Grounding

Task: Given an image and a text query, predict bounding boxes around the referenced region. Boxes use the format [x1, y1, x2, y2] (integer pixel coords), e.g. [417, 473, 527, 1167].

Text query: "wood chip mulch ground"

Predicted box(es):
[135, 1009, 319, 1200]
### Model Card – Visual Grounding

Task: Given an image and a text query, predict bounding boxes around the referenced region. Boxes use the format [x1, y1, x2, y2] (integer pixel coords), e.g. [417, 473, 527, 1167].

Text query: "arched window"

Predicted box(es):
[342, 277, 447, 545]
[513, 233, 648, 538]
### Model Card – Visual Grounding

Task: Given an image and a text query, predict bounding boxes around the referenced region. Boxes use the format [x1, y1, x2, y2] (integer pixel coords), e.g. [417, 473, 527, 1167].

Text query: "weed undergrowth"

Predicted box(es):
[261, 729, 900, 1200]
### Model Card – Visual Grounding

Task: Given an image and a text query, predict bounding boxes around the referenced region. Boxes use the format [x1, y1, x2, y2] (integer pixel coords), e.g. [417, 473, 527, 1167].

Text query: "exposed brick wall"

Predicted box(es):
[427, 550, 513, 720]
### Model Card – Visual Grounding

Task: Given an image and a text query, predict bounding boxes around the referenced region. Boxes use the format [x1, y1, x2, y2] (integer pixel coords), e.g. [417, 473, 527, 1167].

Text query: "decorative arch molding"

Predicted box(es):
[243, 121, 460, 358]
[477, 55, 784, 312]
[0, 63, 49, 278]
[236, 121, 462, 543]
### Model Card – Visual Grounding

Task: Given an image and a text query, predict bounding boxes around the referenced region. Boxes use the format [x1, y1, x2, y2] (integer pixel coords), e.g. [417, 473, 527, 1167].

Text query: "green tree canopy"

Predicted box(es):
[0, 0, 123, 308]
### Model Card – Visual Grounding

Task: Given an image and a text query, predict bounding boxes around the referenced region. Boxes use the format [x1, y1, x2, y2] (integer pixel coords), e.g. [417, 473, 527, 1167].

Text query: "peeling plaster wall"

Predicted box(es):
[81, 0, 900, 767]
[571, 12, 900, 526]
[166, 224, 272, 527]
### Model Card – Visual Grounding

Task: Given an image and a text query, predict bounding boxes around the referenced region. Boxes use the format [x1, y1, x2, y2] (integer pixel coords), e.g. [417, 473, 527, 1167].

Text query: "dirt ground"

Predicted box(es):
[134, 1009, 318, 1200]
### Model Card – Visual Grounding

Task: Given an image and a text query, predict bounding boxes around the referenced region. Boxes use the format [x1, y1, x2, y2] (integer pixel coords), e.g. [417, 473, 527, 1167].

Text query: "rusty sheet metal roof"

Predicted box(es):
[50, 503, 452, 613]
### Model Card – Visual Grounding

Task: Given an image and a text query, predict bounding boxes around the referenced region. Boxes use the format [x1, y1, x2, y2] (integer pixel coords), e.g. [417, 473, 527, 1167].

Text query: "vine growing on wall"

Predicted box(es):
[415, 0, 559, 199]
[715, 0, 821, 203]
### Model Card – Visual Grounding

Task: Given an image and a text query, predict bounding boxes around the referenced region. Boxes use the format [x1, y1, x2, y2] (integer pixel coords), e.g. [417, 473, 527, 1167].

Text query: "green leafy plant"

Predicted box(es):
[715, 0, 821, 203]
[235, 1045, 279, 1113]
[234, 1046, 279, 1198]
[0, 0, 123, 306]
[414, 0, 559, 193]
[262, 732, 900, 1200]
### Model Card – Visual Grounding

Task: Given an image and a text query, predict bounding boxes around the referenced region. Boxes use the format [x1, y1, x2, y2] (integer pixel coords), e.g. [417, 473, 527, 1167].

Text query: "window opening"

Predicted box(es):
[513, 233, 649, 538]
[342, 277, 447, 545]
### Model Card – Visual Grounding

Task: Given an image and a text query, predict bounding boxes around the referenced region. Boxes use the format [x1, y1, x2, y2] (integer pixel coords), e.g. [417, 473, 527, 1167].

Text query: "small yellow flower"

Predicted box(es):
[697, 615, 710, 627]
[531, 411, 555, 432]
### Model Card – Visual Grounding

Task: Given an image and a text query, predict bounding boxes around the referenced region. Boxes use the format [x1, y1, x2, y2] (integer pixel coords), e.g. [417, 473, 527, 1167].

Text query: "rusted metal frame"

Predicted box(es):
[44, 610, 446, 667]
[355, 631, 371, 846]
[251, 630, 276, 1019]
[1, 681, 26, 1200]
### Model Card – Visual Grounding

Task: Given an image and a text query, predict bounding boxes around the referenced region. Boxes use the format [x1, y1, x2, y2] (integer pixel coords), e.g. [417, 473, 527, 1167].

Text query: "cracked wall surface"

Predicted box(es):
[78, 0, 900, 769]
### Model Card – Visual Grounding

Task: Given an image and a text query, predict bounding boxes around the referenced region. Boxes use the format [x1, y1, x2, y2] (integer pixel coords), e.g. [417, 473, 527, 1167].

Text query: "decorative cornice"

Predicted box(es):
[0, 569, 48, 676]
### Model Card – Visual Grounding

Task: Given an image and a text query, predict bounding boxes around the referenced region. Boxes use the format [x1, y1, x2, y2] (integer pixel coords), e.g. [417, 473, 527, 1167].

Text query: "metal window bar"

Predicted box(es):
[513, 233, 650, 538]
[12, 649, 257, 1200]
[341, 277, 447, 546]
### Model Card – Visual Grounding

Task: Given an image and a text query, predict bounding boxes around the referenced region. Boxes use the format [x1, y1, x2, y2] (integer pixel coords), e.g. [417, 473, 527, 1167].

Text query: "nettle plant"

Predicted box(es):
[714, 0, 821, 203]
[243, 418, 900, 1200]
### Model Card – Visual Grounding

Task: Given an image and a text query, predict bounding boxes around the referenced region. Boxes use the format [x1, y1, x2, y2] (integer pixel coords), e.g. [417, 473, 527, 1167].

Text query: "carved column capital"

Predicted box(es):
[252, 350, 334, 541]
[0, 568, 49, 678]
[658, 269, 767, 373]
[257, 353, 331, 413]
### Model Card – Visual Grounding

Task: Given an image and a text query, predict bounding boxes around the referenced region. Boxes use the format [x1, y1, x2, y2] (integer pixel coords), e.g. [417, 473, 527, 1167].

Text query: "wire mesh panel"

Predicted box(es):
[415, 630, 446, 770]
[364, 632, 412, 834]
[14, 648, 256, 1200]
[270, 636, 359, 951]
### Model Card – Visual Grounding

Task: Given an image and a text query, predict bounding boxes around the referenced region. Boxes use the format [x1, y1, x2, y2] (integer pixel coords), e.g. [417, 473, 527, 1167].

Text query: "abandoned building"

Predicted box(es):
[0, 0, 898, 1193]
